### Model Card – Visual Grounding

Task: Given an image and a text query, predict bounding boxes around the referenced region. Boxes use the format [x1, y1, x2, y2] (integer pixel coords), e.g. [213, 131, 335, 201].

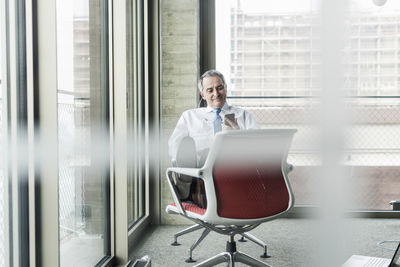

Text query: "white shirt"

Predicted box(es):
[168, 102, 259, 160]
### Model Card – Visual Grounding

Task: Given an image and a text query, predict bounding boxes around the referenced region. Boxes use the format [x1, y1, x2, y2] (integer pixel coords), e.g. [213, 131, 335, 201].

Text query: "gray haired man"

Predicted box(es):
[168, 70, 258, 207]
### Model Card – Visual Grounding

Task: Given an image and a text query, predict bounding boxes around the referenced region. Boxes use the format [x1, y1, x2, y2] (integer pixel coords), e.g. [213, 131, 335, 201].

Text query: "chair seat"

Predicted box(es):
[167, 202, 206, 216]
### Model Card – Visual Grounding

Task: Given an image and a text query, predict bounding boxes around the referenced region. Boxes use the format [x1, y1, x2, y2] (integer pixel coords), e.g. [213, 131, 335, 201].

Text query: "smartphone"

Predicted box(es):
[224, 113, 236, 126]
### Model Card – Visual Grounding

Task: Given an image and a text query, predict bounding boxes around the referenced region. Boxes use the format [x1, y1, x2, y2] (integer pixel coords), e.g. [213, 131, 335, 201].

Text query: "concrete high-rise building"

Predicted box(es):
[230, 7, 400, 97]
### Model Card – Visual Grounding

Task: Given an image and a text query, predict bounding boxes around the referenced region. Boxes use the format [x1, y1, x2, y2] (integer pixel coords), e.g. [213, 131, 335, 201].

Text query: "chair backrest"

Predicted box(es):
[207, 129, 296, 220]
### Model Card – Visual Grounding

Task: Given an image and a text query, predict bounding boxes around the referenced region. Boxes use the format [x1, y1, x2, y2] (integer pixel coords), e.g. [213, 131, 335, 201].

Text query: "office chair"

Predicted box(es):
[166, 129, 296, 266]
[169, 133, 290, 262]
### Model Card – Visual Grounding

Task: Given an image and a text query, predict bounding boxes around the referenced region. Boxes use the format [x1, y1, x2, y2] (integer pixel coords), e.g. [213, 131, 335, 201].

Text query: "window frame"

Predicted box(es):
[0, 0, 11, 266]
[113, 0, 161, 263]
[2, 0, 32, 265]
[1, 0, 161, 265]
[32, 0, 113, 265]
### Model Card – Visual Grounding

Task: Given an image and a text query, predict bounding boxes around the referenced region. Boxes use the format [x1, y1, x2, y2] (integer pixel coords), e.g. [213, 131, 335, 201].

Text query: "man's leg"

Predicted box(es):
[175, 136, 197, 201]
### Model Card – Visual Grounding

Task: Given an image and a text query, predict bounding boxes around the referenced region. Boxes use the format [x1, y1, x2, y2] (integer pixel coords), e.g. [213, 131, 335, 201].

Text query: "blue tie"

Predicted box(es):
[213, 108, 222, 134]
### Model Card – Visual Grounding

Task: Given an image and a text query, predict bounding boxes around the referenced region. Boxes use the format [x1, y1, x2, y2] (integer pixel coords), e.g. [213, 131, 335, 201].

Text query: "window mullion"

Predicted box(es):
[34, 0, 59, 266]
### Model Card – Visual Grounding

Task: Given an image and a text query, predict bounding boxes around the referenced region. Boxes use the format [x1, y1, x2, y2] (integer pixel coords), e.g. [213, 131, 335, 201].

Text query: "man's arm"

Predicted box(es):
[244, 110, 259, 129]
[168, 114, 189, 160]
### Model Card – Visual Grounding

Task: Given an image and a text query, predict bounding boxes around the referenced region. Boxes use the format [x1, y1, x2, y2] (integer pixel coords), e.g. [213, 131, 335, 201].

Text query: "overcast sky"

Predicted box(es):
[217, 0, 400, 13]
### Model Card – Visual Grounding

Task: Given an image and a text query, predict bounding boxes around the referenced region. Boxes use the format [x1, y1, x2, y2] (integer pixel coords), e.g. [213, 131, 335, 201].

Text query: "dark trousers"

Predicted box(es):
[175, 137, 207, 208]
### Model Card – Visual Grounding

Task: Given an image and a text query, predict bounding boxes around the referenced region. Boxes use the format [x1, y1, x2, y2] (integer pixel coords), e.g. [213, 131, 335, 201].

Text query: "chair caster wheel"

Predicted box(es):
[238, 237, 247, 242]
[260, 253, 271, 258]
[171, 241, 181, 246]
[185, 257, 196, 263]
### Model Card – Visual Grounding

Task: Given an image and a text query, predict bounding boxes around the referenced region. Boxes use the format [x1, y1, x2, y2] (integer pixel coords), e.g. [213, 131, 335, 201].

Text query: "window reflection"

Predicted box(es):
[57, 0, 109, 265]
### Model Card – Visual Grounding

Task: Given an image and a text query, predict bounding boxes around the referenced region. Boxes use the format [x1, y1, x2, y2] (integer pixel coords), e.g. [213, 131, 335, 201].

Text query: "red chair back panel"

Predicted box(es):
[213, 163, 290, 219]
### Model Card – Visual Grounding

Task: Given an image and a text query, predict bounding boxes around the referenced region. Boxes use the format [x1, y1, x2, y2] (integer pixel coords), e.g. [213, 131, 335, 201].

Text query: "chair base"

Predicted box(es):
[260, 252, 272, 258]
[172, 224, 203, 246]
[185, 257, 196, 263]
[171, 241, 180, 246]
[172, 224, 271, 261]
[194, 240, 271, 267]
[241, 232, 271, 258]
[238, 236, 247, 242]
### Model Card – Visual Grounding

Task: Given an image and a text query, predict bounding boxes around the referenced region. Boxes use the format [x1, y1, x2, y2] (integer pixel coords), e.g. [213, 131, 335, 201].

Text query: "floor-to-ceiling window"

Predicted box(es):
[56, 0, 110, 265]
[1, 0, 30, 265]
[0, 21, 5, 267]
[216, 0, 400, 211]
[0, 0, 160, 264]
[127, 0, 147, 228]
[112, 1, 160, 260]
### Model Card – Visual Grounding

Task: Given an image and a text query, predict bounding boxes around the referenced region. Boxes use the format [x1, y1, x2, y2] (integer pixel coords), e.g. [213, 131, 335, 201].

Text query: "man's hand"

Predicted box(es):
[222, 118, 239, 131]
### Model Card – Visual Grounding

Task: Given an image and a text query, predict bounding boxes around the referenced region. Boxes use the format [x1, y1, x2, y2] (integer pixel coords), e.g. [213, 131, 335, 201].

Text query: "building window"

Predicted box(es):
[127, 0, 147, 227]
[56, 0, 110, 265]
[0, 25, 5, 267]
[216, 0, 400, 210]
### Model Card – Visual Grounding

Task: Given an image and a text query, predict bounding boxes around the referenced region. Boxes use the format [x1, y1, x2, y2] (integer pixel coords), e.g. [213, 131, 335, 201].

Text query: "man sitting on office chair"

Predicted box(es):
[168, 70, 258, 208]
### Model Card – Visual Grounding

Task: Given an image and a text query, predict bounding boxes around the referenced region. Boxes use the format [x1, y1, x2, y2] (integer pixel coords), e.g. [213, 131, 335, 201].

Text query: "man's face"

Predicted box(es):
[200, 76, 227, 109]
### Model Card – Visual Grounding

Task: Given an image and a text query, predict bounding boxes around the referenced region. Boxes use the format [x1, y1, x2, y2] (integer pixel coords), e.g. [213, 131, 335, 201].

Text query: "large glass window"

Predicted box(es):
[127, 0, 146, 227]
[0, 25, 5, 267]
[216, 0, 400, 210]
[56, 0, 110, 265]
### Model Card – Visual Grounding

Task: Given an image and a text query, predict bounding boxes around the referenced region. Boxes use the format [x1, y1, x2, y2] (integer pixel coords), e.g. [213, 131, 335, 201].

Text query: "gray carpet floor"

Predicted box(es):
[130, 218, 399, 267]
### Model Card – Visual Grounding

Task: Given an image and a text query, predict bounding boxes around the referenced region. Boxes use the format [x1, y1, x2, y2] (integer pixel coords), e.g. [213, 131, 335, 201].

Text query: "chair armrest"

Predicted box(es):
[165, 169, 186, 215]
[165, 167, 203, 215]
[166, 167, 203, 179]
